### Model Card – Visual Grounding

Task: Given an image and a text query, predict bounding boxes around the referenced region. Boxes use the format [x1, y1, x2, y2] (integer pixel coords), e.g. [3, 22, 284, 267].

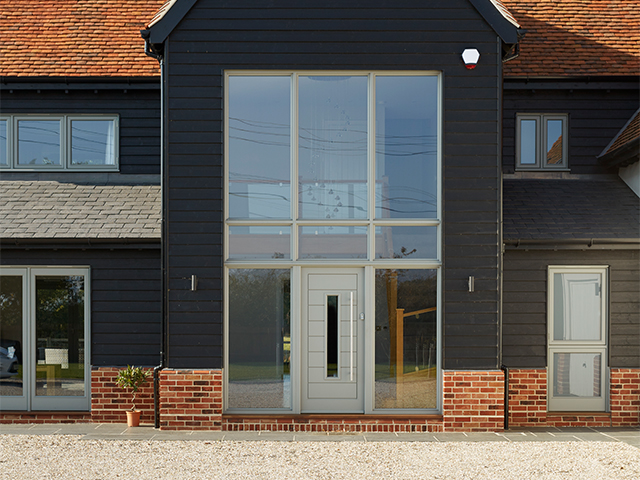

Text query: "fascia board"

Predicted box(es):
[468, 0, 520, 44]
[146, 0, 199, 45]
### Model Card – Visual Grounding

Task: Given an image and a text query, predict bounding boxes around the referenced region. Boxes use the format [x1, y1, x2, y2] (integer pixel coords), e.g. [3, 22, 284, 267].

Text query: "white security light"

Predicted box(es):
[462, 49, 481, 69]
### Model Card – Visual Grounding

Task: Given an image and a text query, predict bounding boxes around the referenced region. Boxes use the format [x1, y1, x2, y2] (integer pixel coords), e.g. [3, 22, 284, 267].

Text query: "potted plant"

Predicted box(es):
[116, 365, 150, 427]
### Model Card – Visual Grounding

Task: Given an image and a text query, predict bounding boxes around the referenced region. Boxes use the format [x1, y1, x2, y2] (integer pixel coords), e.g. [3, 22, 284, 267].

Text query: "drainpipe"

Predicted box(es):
[501, 364, 509, 430]
[141, 30, 166, 429]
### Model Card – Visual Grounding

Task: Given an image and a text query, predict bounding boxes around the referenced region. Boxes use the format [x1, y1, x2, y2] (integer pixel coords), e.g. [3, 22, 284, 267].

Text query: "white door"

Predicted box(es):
[301, 268, 364, 413]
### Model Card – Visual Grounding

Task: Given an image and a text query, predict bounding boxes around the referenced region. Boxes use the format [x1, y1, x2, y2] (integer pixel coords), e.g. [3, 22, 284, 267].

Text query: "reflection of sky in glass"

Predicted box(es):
[376, 77, 438, 219]
[71, 120, 115, 165]
[299, 225, 367, 259]
[228, 226, 290, 260]
[229, 76, 291, 219]
[520, 119, 537, 165]
[18, 121, 60, 166]
[376, 226, 437, 259]
[0, 121, 7, 165]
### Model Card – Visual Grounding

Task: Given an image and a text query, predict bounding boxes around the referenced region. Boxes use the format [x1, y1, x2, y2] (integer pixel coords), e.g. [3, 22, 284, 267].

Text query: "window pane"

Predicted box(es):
[71, 120, 116, 166]
[375, 76, 438, 219]
[375, 269, 437, 409]
[519, 119, 537, 165]
[228, 269, 291, 409]
[553, 353, 602, 398]
[299, 226, 367, 259]
[228, 226, 290, 260]
[0, 120, 7, 166]
[546, 119, 564, 166]
[299, 76, 368, 219]
[35, 275, 85, 397]
[375, 226, 437, 259]
[0, 276, 23, 397]
[553, 273, 602, 341]
[18, 120, 61, 166]
[229, 76, 291, 219]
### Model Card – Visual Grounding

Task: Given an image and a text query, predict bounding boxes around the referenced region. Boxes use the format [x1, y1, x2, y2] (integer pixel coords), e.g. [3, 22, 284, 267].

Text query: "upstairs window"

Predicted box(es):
[0, 115, 118, 171]
[516, 114, 568, 170]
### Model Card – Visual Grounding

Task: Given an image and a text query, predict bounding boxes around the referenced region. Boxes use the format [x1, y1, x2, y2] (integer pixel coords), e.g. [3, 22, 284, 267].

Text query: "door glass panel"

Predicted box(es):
[553, 353, 602, 398]
[228, 226, 291, 260]
[228, 269, 291, 409]
[0, 276, 23, 397]
[375, 76, 438, 219]
[546, 119, 563, 165]
[375, 269, 437, 409]
[553, 273, 602, 341]
[71, 120, 116, 166]
[299, 226, 367, 259]
[17, 120, 61, 166]
[35, 275, 85, 397]
[375, 226, 437, 259]
[519, 119, 537, 165]
[326, 295, 339, 378]
[298, 76, 368, 219]
[228, 76, 291, 219]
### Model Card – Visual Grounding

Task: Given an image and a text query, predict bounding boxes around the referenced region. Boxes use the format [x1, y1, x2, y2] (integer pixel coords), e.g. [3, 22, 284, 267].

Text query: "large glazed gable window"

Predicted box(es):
[0, 115, 118, 171]
[516, 114, 568, 170]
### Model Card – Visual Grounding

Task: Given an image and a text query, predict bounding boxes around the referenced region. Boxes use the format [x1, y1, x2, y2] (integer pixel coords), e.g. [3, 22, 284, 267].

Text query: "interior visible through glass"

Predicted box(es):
[35, 275, 85, 397]
[553, 352, 601, 397]
[519, 119, 537, 165]
[0, 276, 23, 397]
[71, 120, 116, 166]
[18, 120, 61, 166]
[228, 269, 291, 409]
[375, 226, 437, 259]
[375, 269, 437, 409]
[326, 295, 339, 378]
[553, 272, 602, 341]
[299, 226, 367, 259]
[228, 226, 291, 260]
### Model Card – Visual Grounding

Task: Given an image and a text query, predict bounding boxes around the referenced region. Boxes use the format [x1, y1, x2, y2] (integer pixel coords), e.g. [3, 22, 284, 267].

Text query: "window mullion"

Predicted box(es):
[291, 73, 299, 261]
[368, 73, 376, 261]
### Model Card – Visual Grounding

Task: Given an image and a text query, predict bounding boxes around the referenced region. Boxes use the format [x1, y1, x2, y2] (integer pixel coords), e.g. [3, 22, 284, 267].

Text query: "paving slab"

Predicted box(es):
[292, 433, 365, 442]
[365, 433, 440, 442]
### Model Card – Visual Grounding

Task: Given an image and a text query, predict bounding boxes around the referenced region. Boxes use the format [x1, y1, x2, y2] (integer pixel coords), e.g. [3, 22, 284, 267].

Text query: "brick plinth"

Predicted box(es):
[0, 412, 92, 424]
[508, 368, 640, 428]
[158, 369, 222, 430]
[91, 367, 154, 424]
[442, 370, 505, 432]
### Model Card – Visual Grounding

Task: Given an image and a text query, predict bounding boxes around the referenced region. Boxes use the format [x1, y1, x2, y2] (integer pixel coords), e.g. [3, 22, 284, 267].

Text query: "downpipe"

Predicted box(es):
[501, 364, 509, 430]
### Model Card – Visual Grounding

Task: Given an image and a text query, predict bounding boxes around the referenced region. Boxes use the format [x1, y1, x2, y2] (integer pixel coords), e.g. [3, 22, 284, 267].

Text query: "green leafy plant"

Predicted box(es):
[116, 365, 149, 411]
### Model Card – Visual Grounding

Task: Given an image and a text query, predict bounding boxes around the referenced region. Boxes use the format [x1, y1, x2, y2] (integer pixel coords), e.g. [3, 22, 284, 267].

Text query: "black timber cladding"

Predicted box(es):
[502, 85, 640, 175]
[0, 247, 161, 367]
[161, 0, 507, 370]
[502, 249, 640, 369]
[0, 88, 161, 175]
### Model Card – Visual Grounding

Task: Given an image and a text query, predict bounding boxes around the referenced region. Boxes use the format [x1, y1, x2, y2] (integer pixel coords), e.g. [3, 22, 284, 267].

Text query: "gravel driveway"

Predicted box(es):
[1, 435, 639, 479]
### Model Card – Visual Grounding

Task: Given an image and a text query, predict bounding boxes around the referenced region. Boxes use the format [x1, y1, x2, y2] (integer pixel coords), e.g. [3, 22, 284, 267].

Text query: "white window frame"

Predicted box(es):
[547, 266, 608, 412]
[0, 114, 119, 171]
[516, 113, 568, 170]
[223, 71, 443, 415]
[0, 267, 91, 411]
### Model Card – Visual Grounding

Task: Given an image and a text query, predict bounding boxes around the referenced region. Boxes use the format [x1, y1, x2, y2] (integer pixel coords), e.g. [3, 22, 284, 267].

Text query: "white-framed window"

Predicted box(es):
[547, 266, 607, 412]
[516, 114, 568, 170]
[0, 267, 91, 411]
[0, 115, 119, 171]
[224, 71, 442, 414]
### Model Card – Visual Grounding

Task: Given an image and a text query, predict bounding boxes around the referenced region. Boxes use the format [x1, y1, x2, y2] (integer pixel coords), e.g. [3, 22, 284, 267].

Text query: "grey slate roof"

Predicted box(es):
[0, 181, 160, 239]
[503, 177, 640, 241]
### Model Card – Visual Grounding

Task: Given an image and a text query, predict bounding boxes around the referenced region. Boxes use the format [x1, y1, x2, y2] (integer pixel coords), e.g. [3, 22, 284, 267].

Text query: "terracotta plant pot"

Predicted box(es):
[126, 410, 142, 427]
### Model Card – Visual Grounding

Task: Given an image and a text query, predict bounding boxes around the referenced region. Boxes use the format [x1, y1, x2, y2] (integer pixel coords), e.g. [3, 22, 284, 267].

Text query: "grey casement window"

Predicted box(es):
[0, 115, 119, 171]
[516, 114, 568, 170]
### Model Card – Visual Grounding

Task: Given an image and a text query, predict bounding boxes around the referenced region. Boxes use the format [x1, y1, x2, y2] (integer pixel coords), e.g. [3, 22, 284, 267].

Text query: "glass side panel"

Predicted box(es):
[375, 76, 438, 219]
[326, 295, 339, 378]
[17, 120, 61, 166]
[375, 226, 437, 260]
[298, 226, 367, 259]
[375, 269, 437, 409]
[519, 119, 537, 165]
[0, 120, 7, 166]
[553, 353, 602, 397]
[298, 76, 368, 219]
[228, 269, 291, 409]
[228, 76, 291, 219]
[71, 120, 116, 166]
[553, 273, 602, 341]
[0, 276, 23, 397]
[228, 226, 291, 260]
[35, 275, 85, 397]
[546, 119, 564, 165]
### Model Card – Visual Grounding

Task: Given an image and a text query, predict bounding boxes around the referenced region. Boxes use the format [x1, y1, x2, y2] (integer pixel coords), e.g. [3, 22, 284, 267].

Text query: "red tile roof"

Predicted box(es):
[0, 0, 163, 78]
[601, 109, 640, 156]
[503, 0, 640, 77]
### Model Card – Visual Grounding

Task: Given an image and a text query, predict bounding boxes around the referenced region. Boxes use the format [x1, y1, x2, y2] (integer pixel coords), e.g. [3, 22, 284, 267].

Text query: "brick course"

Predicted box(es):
[222, 416, 444, 433]
[91, 367, 154, 425]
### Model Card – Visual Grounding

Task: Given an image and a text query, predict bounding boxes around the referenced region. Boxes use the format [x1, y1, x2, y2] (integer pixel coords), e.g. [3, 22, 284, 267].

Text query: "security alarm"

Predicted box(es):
[462, 49, 480, 69]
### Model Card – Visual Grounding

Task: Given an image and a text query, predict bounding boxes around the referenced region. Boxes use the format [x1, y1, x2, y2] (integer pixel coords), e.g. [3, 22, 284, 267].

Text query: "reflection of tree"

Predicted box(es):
[0, 276, 23, 362]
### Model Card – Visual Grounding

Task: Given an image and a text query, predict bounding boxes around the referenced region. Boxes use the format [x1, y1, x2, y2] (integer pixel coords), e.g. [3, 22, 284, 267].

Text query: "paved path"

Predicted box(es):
[1, 423, 638, 447]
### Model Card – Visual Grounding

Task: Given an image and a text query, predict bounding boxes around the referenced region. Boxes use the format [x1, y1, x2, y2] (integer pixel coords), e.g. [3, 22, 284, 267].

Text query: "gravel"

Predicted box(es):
[1, 435, 639, 479]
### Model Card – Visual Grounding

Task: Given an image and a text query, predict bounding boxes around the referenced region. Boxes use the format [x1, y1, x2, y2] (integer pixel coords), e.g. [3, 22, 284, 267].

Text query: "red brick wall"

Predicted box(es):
[611, 368, 640, 427]
[0, 412, 92, 424]
[91, 367, 154, 424]
[222, 415, 444, 432]
[442, 371, 505, 431]
[508, 369, 547, 427]
[158, 369, 222, 431]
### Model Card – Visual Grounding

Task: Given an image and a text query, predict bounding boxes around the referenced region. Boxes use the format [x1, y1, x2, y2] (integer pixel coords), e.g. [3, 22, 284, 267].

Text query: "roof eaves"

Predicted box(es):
[144, 0, 199, 45]
[468, 0, 521, 45]
[598, 108, 640, 158]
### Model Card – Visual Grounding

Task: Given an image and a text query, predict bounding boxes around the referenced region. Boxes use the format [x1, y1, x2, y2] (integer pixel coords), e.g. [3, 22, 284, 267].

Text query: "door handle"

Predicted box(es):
[350, 291, 354, 382]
